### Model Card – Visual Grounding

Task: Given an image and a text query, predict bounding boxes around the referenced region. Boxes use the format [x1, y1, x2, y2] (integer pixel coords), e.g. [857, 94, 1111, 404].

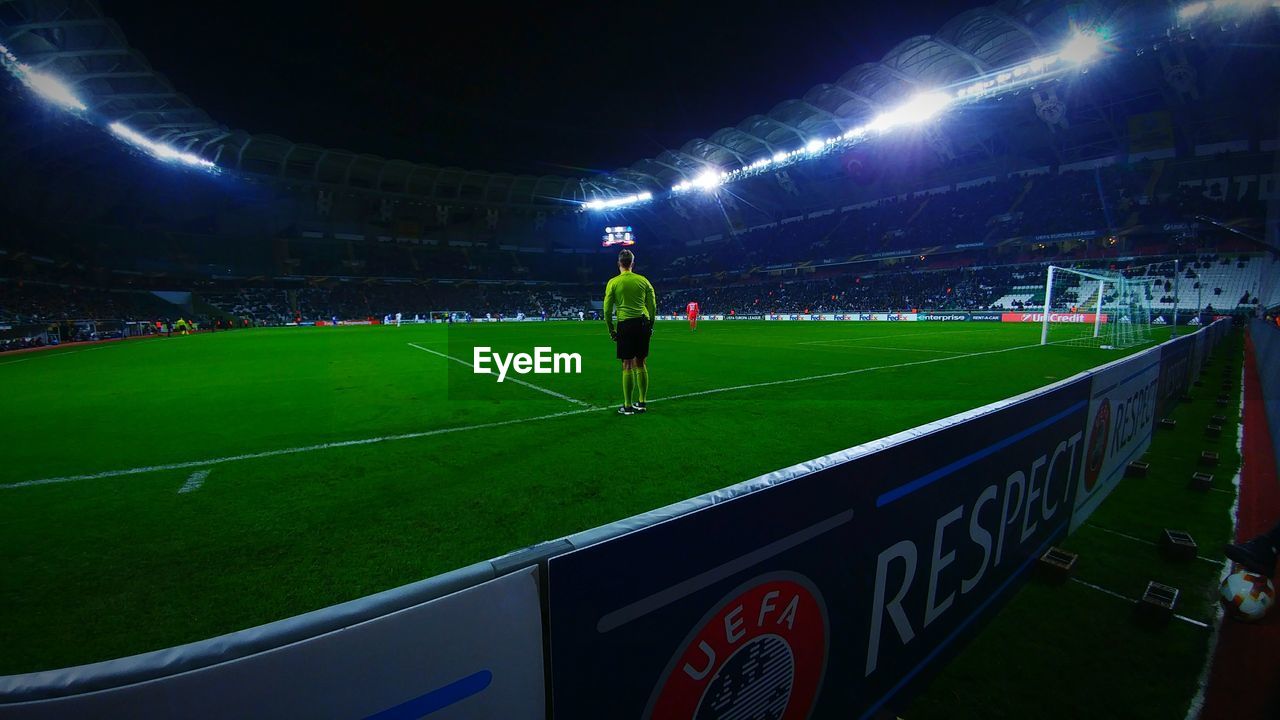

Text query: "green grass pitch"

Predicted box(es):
[0, 320, 1174, 674]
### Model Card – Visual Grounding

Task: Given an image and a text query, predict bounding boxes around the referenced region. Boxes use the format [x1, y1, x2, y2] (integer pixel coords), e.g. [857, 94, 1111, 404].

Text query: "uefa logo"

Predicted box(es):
[644, 572, 828, 720]
[1083, 398, 1111, 492]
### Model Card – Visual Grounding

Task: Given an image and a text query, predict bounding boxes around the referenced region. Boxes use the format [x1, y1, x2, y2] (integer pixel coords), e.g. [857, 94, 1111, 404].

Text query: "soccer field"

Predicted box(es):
[0, 320, 1170, 674]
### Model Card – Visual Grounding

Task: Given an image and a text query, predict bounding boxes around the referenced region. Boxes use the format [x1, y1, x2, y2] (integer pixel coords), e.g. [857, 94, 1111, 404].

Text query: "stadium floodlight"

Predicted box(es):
[584, 191, 652, 210]
[0, 44, 88, 111]
[1211, 0, 1277, 12]
[772, 151, 788, 163]
[868, 91, 953, 133]
[1178, 1, 1210, 19]
[20, 66, 87, 111]
[109, 122, 217, 169]
[804, 138, 825, 154]
[1059, 31, 1102, 64]
[692, 169, 722, 191]
[896, 91, 952, 123]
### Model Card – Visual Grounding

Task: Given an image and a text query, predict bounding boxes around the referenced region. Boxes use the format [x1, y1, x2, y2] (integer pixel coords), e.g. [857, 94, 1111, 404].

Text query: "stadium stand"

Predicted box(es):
[0, 0, 1276, 718]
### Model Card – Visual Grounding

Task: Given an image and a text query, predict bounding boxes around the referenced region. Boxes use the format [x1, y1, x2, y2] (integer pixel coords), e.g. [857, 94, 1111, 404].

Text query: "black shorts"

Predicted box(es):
[616, 317, 652, 360]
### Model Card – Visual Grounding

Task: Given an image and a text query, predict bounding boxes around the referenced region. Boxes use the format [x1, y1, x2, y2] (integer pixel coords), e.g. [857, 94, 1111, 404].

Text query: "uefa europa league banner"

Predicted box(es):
[1069, 349, 1162, 532]
[548, 378, 1090, 719]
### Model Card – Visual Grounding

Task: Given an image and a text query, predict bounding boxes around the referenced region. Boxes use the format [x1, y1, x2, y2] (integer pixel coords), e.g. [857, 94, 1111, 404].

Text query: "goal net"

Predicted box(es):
[1039, 265, 1158, 348]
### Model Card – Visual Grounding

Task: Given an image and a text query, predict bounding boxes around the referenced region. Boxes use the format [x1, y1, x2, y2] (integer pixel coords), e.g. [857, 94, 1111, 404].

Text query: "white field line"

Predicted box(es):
[797, 328, 1000, 346]
[816, 344, 966, 355]
[406, 342, 593, 408]
[648, 342, 1042, 405]
[1186, 364, 1247, 720]
[1069, 578, 1211, 629]
[4, 340, 1047, 491]
[1085, 523, 1220, 565]
[0, 349, 82, 366]
[178, 470, 210, 494]
[0, 341, 133, 367]
[2, 407, 604, 489]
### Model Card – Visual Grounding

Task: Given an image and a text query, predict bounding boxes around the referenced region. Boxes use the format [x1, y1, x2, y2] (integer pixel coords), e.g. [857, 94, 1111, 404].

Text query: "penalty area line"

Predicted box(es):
[797, 328, 1000, 346]
[1, 407, 605, 490]
[6, 340, 1048, 491]
[648, 341, 1043, 405]
[407, 342, 593, 408]
[811, 344, 967, 355]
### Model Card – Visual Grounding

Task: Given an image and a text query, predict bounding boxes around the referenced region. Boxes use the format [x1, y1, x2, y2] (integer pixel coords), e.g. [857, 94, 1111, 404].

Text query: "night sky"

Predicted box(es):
[101, 1, 972, 176]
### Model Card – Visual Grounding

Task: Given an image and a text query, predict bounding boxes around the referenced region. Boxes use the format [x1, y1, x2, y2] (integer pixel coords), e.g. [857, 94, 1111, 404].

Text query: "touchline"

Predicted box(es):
[472, 347, 583, 382]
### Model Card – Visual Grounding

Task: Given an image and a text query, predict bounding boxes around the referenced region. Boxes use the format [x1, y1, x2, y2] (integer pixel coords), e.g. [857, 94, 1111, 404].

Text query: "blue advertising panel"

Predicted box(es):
[548, 379, 1091, 719]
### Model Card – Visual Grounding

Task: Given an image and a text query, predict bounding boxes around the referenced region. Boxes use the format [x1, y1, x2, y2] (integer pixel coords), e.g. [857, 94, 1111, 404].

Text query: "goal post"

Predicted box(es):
[1039, 265, 1157, 348]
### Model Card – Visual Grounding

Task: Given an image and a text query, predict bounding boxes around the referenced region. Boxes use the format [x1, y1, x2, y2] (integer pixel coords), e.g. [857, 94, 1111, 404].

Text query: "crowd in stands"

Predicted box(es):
[654, 168, 1263, 278]
[200, 284, 593, 324]
[661, 253, 1275, 316]
[3, 251, 1268, 341]
[1, 152, 1269, 340]
[0, 335, 51, 353]
[662, 268, 1000, 315]
[0, 282, 160, 324]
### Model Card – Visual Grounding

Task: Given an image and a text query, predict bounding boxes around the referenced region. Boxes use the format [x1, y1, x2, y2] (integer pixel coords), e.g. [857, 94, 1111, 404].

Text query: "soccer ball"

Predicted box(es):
[1219, 570, 1275, 621]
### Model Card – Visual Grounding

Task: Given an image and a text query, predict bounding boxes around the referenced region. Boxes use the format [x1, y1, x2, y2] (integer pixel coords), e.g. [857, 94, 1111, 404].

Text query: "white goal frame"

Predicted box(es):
[1039, 265, 1154, 348]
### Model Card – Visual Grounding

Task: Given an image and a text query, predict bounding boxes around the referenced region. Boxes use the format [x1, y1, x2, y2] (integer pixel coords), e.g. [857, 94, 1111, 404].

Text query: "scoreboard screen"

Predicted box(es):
[602, 226, 636, 247]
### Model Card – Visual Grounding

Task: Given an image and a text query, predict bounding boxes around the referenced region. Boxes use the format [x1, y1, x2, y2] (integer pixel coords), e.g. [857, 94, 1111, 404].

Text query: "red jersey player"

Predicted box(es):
[686, 301, 699, 331]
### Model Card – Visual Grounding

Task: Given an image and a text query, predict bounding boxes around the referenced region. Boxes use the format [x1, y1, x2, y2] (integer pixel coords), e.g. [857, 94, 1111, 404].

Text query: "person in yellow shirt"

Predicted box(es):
[603, 249, 657, 415]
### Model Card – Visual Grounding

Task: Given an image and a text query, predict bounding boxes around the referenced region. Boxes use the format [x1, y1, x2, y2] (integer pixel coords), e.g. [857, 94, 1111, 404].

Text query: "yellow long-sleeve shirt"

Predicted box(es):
[603, 271, 657, 332]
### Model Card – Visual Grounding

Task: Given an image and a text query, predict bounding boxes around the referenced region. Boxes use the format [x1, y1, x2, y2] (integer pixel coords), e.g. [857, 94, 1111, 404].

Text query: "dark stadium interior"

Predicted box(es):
[1, 0, 1275, 340]
[2, 0, 1279, 718]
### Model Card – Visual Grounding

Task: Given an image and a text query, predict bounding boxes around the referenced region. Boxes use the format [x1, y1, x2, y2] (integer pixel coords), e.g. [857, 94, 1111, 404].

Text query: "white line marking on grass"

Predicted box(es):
[1085, 523, 1220, 565]
[407, 342, 593, 407]
[2, 407, 605, 490]
[828, 344, 966, 355]
[0, 342, 129, 367]
[1070, 578, 1210, 629]
[6, 340, 1052, 490]
[0, 350, 83, 365]
[1186, 365, 1247, 720]
[178, 470, 210, 494]
[648, 342, 1043, 405]
[797, 329, 999, 346]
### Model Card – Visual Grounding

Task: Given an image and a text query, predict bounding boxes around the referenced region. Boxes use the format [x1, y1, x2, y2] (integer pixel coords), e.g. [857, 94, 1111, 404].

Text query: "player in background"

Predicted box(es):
[395, 311, 403, 327]
[604, 249, 657, 415]
[687, 300, 699, 332]
[579, 309, 585, 322]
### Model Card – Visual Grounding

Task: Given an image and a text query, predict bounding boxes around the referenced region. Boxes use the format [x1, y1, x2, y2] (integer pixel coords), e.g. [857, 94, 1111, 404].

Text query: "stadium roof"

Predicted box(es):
[594, 0, 1146, 200]
[0, 0, 1184, 209]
